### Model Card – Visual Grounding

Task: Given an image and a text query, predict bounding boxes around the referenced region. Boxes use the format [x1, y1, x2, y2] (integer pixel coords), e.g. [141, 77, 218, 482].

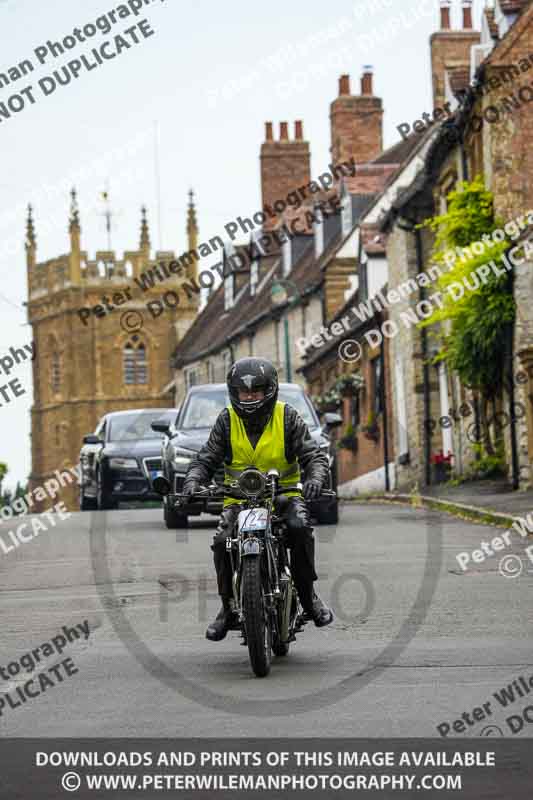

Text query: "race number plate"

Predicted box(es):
[238, 507, 268, 532]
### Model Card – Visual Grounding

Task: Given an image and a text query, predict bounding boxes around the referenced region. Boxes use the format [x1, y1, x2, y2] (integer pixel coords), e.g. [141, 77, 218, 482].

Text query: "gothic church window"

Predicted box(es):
[123, 336, 147, 385]
[51, 351, 61, 394]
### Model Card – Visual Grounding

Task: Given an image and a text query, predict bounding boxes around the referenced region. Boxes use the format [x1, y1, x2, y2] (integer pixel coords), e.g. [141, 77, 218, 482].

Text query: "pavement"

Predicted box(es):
[348, 479, 533, 527]
[0, 502, 532, 738]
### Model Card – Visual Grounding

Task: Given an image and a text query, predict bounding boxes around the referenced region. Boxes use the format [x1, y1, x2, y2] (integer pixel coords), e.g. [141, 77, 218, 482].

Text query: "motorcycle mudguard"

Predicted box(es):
[242, 537, 261, 556]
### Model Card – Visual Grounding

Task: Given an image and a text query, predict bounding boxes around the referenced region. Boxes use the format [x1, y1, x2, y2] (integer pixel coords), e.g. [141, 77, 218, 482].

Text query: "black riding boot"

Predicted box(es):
[304, 591, 334, 627]
[205, 597, 239, 642]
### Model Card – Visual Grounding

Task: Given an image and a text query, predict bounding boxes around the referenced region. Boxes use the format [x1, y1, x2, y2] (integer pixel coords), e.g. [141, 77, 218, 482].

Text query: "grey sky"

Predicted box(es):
[0, 0, 484, 489]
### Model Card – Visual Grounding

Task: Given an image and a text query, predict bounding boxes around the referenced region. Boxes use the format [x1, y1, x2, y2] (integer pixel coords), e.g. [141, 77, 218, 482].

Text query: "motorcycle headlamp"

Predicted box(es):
[238, 468, 266, 497]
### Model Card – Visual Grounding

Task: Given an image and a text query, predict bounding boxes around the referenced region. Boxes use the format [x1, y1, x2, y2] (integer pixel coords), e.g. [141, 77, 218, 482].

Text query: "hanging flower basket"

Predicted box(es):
[361, 411, 380, 442]
[335, 372, 365, 397]
[338, 427, 358, 453]
[362, 425, 379, 442]
[313, 390, 342, 413]
[431, 450, 453, 483]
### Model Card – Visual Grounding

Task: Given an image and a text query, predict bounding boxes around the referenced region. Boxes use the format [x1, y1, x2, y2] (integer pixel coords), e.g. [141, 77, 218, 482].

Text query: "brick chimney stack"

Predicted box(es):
[339, 74, 351, 96]
[361, 65, 373, 96]
[330, 69, 383, 168]
[462, 0, 473, 29]
[260, 120, 311, 230]
[440, 0, 451, 29]
[430, 1, 480, 108]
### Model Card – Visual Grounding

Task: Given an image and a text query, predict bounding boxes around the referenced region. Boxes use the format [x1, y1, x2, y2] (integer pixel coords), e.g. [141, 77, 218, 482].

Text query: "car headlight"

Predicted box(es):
[109, 457, 138, 469]
[172, 448, 197, 468]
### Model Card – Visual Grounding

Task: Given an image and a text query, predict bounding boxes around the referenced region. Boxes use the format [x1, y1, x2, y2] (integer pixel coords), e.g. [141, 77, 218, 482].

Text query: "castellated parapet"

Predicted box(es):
[27, 190, 200, 511]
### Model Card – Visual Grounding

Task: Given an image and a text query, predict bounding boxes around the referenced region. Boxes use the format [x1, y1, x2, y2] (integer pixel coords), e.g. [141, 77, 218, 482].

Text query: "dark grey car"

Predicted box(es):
[151, 383, 341, 528]
[79, 408, 178, 510]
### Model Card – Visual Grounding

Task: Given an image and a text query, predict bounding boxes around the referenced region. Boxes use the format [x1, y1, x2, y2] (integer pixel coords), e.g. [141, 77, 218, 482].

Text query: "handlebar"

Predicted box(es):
[173, 484, 336, 505]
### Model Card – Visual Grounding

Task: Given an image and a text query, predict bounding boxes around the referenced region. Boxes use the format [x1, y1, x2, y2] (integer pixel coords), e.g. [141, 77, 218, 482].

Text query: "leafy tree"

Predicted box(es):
[419, 176, 516, 455]
[0, 464, 28, 511]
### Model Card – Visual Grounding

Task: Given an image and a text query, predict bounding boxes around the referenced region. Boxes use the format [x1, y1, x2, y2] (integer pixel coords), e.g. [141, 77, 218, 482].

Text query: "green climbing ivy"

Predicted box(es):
[419, 176, 516, 454]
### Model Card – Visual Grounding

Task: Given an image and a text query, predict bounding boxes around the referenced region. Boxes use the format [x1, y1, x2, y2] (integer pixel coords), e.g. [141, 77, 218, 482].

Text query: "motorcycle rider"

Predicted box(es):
[182, 357, 334, 642]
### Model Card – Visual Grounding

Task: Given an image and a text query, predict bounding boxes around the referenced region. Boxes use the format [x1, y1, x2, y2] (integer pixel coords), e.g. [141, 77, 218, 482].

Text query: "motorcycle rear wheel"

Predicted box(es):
[242, 557, 271, 678]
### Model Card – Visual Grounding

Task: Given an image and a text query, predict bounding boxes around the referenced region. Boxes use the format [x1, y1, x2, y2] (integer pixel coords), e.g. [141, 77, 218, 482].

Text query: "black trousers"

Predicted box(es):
[211, 496, 318, 612]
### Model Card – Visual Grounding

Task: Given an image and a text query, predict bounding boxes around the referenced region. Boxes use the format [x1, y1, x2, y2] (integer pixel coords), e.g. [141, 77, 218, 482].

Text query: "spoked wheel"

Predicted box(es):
[242, 557, 271, 678]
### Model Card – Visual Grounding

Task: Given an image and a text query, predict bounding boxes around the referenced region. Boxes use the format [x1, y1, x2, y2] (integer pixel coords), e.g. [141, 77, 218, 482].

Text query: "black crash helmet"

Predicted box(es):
[227, 357, 279, 422]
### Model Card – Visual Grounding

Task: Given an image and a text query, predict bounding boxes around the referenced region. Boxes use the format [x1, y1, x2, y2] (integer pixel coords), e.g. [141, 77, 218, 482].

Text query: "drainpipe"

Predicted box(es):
[397, 217, 432, 486]
[506, 263, 520, 489]
[380, 333, 391, 491]
[415, 227, 432, 487]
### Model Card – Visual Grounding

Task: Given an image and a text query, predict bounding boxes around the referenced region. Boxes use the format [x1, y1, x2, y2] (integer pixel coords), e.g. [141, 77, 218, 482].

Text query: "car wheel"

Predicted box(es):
[315, 499, 339, 525]
[96, 471, 117, 511]
[164, 497, 188, 529]
[80, 487, 97, 511]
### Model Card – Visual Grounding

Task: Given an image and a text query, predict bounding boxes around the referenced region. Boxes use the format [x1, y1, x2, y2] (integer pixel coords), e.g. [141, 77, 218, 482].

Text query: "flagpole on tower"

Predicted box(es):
[154, 120, 163, 250]
[101, 182, 112, 251]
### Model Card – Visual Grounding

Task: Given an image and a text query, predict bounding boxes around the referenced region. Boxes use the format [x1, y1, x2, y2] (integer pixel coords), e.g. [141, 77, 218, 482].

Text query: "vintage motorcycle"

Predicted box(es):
[154, 467, 334, 677]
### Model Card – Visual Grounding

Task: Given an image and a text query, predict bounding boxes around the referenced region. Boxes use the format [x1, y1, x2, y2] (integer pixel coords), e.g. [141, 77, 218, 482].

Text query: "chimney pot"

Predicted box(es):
[279, 121, 289, 140]
[440, 0, 451, 29]
[339, 74, 351, 96]
[462, 0, 473, 29]
[294, 120, 303, 139]
[361, 65, 374, 95]
[265, 121, 273, 141]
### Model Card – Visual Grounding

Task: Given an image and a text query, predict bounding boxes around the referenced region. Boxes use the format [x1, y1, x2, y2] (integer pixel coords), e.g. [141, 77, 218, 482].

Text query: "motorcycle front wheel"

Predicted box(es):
[242, 557, 271, 677]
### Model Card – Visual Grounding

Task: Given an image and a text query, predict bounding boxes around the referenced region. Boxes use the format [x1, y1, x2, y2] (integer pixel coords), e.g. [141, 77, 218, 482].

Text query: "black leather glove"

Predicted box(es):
[303, 480, 322, 501]
[182, 480, 200, 497]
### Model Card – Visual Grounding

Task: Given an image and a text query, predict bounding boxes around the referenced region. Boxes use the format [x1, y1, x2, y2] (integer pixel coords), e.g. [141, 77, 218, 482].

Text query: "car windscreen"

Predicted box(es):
[180, 388, 318, 430]
[180, 390, 228, 429]
[278, 387, 318, 428]
[108, 411, 176, 442]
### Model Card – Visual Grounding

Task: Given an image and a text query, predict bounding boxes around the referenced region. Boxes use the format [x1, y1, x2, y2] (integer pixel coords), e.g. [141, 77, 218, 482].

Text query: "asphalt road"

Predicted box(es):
[0, 502, 532, 738]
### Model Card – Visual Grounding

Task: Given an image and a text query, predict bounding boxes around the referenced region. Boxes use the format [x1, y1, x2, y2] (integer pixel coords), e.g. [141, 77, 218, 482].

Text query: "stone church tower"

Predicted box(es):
[27, 191, 200, 511]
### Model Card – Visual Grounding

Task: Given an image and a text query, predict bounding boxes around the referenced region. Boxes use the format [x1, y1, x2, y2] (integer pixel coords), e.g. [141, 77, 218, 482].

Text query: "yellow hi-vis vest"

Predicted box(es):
[224, 401, 301, 507]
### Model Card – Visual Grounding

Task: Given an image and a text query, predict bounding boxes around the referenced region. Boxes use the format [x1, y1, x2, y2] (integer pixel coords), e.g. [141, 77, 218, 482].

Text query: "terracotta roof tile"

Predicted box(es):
[372, 135, 421, 166]
[344, 164, 398, 195]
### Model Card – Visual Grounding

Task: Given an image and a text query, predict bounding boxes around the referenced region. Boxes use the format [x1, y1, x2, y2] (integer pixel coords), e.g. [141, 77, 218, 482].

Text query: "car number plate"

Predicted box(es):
[238, 507, 268, 532]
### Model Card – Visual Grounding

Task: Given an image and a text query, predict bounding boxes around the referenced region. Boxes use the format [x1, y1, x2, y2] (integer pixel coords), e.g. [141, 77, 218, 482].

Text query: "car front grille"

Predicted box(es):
[142, 458, 163, 481]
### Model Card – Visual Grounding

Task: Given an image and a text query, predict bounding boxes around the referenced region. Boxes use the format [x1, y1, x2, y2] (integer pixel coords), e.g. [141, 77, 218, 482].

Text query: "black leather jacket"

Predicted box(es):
[183, 403, 329, 490]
